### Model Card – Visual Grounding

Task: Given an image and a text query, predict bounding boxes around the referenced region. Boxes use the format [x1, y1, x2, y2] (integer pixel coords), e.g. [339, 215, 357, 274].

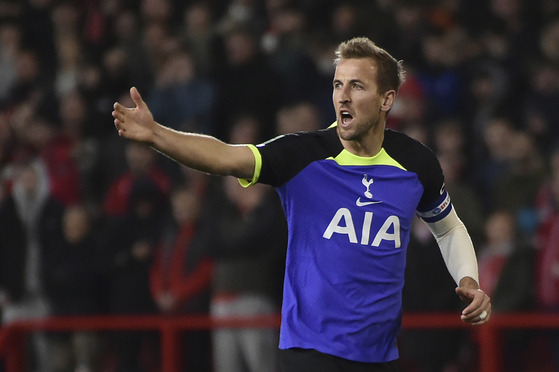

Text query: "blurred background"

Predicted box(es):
[0, 0, 558, 371]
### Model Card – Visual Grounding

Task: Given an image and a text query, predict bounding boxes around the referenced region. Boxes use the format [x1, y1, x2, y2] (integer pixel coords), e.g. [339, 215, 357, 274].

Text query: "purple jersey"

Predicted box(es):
[246, 125, 451, 363]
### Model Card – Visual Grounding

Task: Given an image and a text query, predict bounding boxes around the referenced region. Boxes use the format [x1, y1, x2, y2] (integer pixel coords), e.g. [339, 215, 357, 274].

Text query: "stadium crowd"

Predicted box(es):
[0, 0, 558, 371]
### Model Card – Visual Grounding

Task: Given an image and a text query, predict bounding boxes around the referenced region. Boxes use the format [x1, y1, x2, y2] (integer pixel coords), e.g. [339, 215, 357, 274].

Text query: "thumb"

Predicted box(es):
[130, 86, 145, 109]
[455, 286, 475, 304]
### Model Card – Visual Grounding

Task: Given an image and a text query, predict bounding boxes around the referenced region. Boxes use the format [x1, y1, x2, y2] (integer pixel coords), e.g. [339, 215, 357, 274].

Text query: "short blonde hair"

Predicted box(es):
[334, 37, 406, 94]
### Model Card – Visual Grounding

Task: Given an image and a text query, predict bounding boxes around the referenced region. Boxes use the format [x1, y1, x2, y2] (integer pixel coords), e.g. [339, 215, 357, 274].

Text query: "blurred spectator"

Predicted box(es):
[216, 0, 266, 36]
[140, 0, 172, 25]
[399, 218, 467, 372]
[212, 22, 284, 140]
[50, 1, 81, 98]
[386, 70, 426, 132]
[1, 47, 57, 117]
[462, 62, 512, 153]
[12, 106, 83, 207]
[432, 117, 467, 159]
[477, 210, 536, 372]
[487, 0, 541, 65]
[100, 46, 136, 107]
[150, 181, 214, 372]
[148, 46, 215, 134]
[433, 118, 484, 246]
[19, 0, 57, 79]
[209, 177, 286, 372]
[262, 5, 323, 104]
[523, 57, 559, 155]
[473, 116, 515, 211]
[179, 2, 221, 77]
[534, 146, 559, 371]
[101, 175, 168, 372]
[478, 210, 534, 311]
[52, 90, 101, 205]
[415, 29, 464, 122]
[388, 3, 426, 68]
[102, 141, 172, 217]
[140, 22, 173, 82]
[275, 100, 322, 135]
[0, 159, 64, 372]
[328, 2, 369, 44]
[42, 204, 108, 372]
[491, 130, 545, 235]
[207, 116, 287, 372]
[151, 181, 213, 314]
[110, 9, 153, 95]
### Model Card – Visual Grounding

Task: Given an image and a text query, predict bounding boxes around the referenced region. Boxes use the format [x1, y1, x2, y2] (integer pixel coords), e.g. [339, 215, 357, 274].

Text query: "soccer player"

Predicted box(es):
[112, 37, 491, 372]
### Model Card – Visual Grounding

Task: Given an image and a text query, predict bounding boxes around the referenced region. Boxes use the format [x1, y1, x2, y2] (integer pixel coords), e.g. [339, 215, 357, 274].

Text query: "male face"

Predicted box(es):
[332, 58, 393, 144]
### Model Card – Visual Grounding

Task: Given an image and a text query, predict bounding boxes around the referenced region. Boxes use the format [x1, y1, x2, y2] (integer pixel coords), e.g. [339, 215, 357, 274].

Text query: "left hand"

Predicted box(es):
[455, 279, 492, 325]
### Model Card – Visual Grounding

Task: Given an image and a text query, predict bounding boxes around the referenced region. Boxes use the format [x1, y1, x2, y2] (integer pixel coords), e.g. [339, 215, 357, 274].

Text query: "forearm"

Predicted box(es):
[426, 208, 479, 285]
[150, 123, 255, 179]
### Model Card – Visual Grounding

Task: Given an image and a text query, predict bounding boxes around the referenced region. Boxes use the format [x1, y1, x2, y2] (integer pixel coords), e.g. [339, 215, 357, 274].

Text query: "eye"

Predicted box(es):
[353, 83, 363, 90]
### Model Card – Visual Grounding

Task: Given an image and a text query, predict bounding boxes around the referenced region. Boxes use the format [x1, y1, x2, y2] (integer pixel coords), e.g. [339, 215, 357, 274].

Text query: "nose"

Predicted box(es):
[338, 84, 351, 103]
[335, 86, 351, 104]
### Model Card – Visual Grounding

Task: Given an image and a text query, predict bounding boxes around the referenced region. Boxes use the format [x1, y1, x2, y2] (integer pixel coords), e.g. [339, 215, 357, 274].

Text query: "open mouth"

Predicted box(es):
[340, 110, 353, 125]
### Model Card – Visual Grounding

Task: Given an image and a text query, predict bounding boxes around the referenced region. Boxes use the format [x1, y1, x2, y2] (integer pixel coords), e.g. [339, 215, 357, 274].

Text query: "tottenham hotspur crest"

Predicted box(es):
[355, 174, 382, 207]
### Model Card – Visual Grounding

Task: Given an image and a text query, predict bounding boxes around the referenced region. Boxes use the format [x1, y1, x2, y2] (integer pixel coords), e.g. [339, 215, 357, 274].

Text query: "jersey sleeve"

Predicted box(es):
[242, 127, 343, 188]
[414, 150, 452, 223]
[383, 129, 451, 223]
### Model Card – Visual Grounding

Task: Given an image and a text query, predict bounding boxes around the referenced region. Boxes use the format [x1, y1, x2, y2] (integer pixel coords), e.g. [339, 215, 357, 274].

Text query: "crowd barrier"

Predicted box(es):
[0, 312, 558, 372]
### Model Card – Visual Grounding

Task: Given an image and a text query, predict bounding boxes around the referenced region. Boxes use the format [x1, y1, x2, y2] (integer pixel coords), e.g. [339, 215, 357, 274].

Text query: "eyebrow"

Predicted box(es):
[332, 78, 366, 85]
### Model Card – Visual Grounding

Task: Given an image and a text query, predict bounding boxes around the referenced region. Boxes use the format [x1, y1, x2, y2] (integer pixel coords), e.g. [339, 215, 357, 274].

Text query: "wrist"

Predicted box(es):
[458, 276, 479, 290]
[150, 121, 166, 148]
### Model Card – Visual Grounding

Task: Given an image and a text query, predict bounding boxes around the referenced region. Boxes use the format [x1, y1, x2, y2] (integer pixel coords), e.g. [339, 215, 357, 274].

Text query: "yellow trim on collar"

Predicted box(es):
[328, 121, 405, 169]
[329, 148, 406, 169]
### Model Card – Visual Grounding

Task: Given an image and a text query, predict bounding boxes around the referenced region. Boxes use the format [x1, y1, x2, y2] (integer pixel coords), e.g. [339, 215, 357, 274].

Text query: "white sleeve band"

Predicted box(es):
[425, 207, 479, 285]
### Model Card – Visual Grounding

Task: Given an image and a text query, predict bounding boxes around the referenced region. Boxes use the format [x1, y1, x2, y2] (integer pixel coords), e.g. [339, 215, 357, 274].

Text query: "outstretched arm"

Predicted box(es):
[426, 208, 492, 325]
[112, 87, 255, 179]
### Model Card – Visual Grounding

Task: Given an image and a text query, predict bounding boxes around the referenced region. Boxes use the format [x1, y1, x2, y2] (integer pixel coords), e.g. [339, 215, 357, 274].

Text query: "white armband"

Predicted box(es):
[425, 207, 479, 285]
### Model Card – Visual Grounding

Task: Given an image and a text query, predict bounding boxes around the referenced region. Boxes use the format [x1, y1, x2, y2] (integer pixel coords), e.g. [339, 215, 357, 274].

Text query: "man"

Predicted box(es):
[112, 37, 491, 372]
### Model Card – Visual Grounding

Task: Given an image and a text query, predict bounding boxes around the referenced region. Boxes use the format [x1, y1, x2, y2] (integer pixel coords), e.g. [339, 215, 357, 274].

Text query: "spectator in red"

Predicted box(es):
[102, 141, 171, 216]
[150, 180, 214, 371]
[101, 175, 168, 372]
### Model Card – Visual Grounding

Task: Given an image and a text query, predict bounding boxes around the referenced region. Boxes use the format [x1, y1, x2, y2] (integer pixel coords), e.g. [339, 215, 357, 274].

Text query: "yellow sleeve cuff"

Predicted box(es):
[238, 144, 262, 187]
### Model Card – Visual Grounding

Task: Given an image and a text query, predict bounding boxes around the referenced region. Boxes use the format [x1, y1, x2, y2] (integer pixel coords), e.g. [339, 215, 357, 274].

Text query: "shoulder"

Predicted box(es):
[383, 129, 443, 186]
[383, 129, 446, 212]
[383, 129, 440, 172]
[259, 125, 340, 153]
[256, 125, 343, 186]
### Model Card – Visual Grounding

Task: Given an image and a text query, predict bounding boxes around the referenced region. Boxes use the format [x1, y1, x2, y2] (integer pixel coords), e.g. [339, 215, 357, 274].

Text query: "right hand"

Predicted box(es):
[112, 87, 157, 144]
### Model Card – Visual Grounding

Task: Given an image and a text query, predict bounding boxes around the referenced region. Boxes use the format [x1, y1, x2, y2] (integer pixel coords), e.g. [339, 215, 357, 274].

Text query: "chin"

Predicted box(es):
[338, 129, 358, 142]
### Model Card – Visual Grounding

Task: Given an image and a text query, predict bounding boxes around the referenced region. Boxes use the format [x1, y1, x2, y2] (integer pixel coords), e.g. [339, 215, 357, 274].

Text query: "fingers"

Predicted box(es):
[112, 86, 143, 123]
[112, 87, 143, 118]
[111, 87, 153, 140]
[112, 88, 138, 133]
[460, 288, 491, 326]
[112, 104, 124, 122]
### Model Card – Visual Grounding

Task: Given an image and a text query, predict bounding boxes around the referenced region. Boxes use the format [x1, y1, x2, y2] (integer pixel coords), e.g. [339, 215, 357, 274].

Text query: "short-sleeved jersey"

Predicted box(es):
[245, 124, 452, 363]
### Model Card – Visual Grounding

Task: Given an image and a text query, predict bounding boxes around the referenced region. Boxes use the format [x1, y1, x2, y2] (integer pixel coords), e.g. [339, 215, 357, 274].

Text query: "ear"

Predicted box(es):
[380, 90, 396, 112]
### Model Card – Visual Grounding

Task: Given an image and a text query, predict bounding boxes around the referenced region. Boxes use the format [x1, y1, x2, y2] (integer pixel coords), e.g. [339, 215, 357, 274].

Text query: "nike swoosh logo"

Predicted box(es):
[356, 198, 383, 207]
